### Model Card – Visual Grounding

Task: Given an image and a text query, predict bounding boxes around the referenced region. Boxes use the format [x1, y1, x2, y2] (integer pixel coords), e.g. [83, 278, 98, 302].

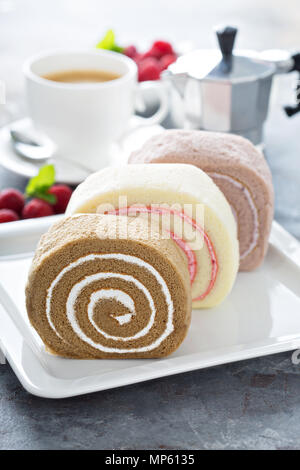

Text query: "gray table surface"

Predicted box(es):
[1, 0, 300, 451]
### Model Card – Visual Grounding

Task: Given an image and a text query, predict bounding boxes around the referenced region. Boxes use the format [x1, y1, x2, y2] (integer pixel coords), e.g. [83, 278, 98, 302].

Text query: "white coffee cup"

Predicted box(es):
[24, 49, 168, 171]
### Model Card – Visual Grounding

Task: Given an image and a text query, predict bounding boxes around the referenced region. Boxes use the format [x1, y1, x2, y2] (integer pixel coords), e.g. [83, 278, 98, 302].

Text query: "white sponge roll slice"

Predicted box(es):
[66, 164, 239, 308]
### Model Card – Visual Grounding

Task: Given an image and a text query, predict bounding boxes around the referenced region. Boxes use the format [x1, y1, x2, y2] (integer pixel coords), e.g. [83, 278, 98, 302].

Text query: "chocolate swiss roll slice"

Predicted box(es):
[129, 130, 274, 271]
[66, 164, 239, 309]
[26, 214, 192, 359]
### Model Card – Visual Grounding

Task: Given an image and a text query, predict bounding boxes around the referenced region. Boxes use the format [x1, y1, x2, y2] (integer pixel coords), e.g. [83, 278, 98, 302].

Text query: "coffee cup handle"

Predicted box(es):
[133, 80, 169, 126]
[117, 81, 168, 152]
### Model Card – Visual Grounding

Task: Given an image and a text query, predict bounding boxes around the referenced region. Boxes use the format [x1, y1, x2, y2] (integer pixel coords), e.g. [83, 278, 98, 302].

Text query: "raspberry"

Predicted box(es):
[0, 188, 25, 215]
[48, 184, 73, 214]
[123, 45, 138, 59]
[138, 58, 161, 82]
[22, 199, 54, 219]
[133, 53, 143, 64]
[139, 47, 161, 61]
[139, 41, 174, 62]
[160, 53, 177, 71]
[151, 41, 174, 58]
[0, 208, 19, 223]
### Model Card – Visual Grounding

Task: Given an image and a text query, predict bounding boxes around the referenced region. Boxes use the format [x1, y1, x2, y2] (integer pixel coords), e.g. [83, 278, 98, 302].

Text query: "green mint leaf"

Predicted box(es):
[25, 164, 55, 197]
[112, 44, 124, 53]
[34, 190, 57, 204]
[96, 29, 123, 53]
[96, 29, 115, 50]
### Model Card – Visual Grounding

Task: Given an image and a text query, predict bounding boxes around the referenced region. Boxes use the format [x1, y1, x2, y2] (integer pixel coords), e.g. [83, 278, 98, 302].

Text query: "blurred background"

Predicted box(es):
[0, 0, 300, 236]
[1, 0, 300, 104]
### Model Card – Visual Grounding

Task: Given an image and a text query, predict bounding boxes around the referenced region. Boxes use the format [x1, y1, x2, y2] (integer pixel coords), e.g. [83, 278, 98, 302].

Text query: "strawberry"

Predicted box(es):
[22, 199, 54, 219]
[0, 208, 19, 223]
[0, 188, 25, 215]
[48, 184, 73, 214]
[138, 58, 161, 82]
[159, 53, 177, 71]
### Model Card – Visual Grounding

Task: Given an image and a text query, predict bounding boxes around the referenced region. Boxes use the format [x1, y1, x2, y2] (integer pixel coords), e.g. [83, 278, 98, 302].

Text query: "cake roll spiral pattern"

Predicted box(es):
[26, 215, 191, 359]
[109, 205, 218, 302]
[66, 164, 239, 308]
[129, 130, 274, 271]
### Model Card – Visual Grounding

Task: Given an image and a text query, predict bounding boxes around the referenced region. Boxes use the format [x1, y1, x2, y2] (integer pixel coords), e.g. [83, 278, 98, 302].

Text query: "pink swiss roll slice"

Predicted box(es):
[129, 130, 274, 271]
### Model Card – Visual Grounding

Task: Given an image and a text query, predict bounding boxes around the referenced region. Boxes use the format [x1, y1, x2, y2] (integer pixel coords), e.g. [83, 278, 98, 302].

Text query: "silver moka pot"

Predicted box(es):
[164, 26, 300, 145]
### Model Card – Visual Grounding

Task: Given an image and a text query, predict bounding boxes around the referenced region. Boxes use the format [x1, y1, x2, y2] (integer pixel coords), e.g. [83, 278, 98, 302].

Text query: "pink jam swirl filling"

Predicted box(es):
[107, 206, 218, 301]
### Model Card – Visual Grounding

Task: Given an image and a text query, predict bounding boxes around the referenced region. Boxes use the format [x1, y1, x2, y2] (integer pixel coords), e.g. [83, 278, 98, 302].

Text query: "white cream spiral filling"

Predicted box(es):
[46, 253, 174, 354]
[209, 172, 259, 260]
[88, 289, 135, 325]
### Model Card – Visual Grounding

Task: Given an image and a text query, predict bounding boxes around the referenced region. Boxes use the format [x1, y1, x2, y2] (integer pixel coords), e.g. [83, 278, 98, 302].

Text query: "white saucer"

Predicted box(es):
[0, 118, 164, 185]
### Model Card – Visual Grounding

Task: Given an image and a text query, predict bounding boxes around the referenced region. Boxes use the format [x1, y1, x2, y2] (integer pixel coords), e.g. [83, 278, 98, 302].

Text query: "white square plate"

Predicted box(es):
[0, 220, 300, 398]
